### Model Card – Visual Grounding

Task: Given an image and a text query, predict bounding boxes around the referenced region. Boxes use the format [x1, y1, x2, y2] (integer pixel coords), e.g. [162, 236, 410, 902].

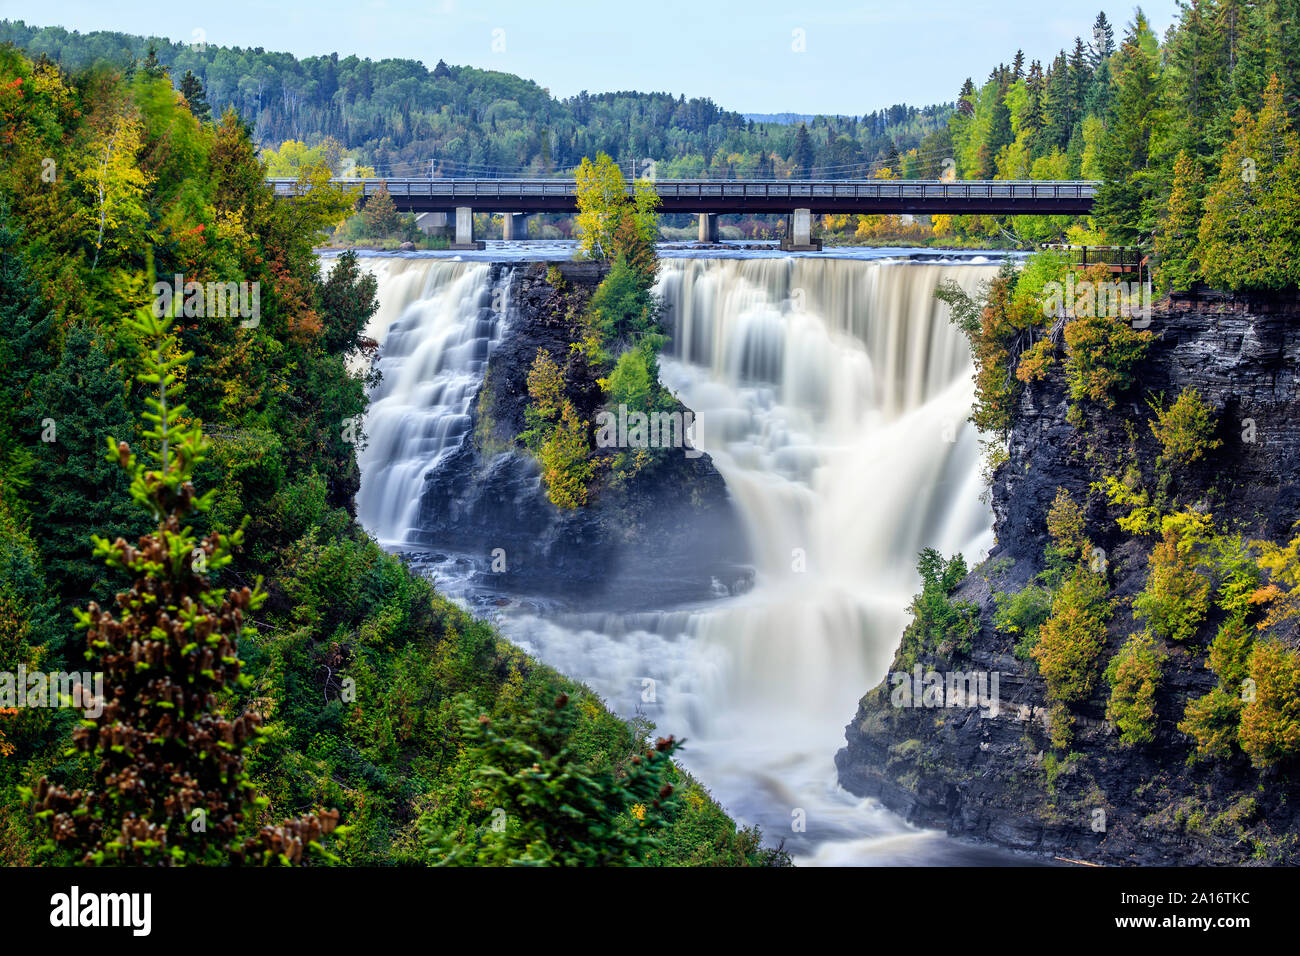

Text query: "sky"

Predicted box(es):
[0, 0, 1184, 115]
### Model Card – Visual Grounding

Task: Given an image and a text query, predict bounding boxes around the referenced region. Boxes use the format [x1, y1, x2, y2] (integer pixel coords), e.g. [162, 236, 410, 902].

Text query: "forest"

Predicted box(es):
[0, 43, 785, 866]
[0, 19, 948, 181]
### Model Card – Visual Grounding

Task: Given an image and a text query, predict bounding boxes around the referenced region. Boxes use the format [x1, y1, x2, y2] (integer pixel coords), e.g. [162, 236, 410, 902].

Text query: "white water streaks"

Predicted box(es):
[359, 251, 1012, 863]
[353, 259, 510, 545]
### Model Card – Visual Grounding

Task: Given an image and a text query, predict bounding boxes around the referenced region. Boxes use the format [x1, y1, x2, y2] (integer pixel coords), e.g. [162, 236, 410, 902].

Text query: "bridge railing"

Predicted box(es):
[267, 177, 1100, 202]
[648, 180, 1099, 201]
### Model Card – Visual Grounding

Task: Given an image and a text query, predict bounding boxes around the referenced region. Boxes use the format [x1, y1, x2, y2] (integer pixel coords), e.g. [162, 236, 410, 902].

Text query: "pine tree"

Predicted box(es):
[426, 693, 681, 866]
[27, 308, 339, 865]
[957, 78, 976, 117]
[1024, 61, 1049, 152]
[1043, 52, 1073, 149]
[26, 325, 145, 634]
[1091, 11, 1116, 65]
[178, 70, 210, 122]
[792, 123, 814, 176]
[885, 142, 902, 176]
[1224, 1, 1273, 129]
[319, 249, 379, 354]
[140, 43, 166, 80]
[0, 203, 56, 462]
[1270, 0, 1300, 124]
[1068, 37, 1093, 126]
[1094, 13, 1165, 244]
[1162, 0, 1227, 165]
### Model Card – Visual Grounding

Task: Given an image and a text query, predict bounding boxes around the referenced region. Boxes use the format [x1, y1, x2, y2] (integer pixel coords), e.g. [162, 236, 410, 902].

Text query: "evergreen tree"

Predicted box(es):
[1224, 1, 1273, 130]
[426, 693, 681, 866]
[360, 182, 400, 237]
[1043, 51, 1073, 148]
[1024, 61, 1049, 152]
[1068, 36, 1093, 123]
[957, 78, 977, 116]
[885, 142, 902, 176]
[988, 85, 1014, 161]
[319, 250, 379, 355]
[178, 70, 210, 122]
[25, 325, 145, 636]
[0, 203, 56, 460]
[792, 123, 814, 176]
[1269, 0, 1300, 123]
[27, 308, 340, 865]
[140, 42, 165, 80]
[1091, 11, 1116, 65]
[1162, 0, 1227, 166]
[1094, 13, 1165, 244]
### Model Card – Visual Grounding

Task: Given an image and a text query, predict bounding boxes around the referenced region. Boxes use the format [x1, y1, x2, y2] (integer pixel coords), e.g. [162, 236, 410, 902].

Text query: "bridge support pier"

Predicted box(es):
[450, 206, 485, 250]
[415, 212, 450, 238]
[780, 207, 822, 251]
[697, 213, 720, 243]
[502, 212, 528, 241]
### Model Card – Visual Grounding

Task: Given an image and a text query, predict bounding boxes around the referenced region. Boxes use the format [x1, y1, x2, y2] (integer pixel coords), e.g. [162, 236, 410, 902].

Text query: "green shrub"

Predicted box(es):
[1133, 510, 1212, 643]
[898, 549, 980, 665]
[1238, 640, 1300, 768]
[1032, 567, 1112, 704]
[602, 343, 654, 412]
[1105, 632, 1166, 746]
[538, 401, 594, 509]
[1062, 311, 1153, 410]
[423, 693, 682, 866]
[936, 261, 1044, 438]
[1179, 686, 1244, 762]
[1149, 388, 1221, 471]
[995, 584, 1054, 660]
[1048, 701, 1076, 750]
[1209, 612, 1254, 691]
[1045, 486, 1089, 570]
[588, 254, 663, 351]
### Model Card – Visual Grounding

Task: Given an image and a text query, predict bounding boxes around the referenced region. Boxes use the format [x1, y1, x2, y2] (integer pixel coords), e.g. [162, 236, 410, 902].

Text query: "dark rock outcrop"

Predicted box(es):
[413, 261, 751, 609]
[836, 290, 1300, 865]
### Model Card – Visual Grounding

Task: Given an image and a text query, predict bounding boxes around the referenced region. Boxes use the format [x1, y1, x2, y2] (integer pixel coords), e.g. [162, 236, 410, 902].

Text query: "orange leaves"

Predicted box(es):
[0, 708, 16, 758]
[1238, 641, 1300, 767]
[269, 255, 323, 342]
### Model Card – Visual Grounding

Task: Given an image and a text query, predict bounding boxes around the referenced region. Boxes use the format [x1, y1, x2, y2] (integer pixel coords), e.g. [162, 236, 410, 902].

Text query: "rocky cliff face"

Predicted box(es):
[413, 261, 750, 609]
[835, 290, 1300, 865]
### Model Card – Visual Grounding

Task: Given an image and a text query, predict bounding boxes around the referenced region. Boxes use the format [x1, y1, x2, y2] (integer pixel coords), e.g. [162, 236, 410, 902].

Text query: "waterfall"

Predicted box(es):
[357, 251, 1005, 864]
[354, 258, 509, 545]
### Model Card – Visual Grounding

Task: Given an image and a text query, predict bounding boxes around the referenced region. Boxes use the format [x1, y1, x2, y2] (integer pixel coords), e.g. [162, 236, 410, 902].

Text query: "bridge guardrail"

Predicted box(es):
[268, 177, 1099, 202]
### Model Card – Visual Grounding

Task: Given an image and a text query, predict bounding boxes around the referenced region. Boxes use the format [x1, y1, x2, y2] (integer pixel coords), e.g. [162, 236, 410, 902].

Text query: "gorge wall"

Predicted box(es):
[835, 290, 1300, 865]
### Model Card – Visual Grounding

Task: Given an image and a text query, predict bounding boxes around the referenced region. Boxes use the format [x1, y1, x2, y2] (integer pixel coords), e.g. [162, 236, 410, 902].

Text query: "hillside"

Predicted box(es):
[0, 19, 947, 180]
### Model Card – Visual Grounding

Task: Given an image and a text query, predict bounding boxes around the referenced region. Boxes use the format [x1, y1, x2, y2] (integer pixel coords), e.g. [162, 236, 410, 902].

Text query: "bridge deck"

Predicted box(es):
[269, 178, 1097, 216]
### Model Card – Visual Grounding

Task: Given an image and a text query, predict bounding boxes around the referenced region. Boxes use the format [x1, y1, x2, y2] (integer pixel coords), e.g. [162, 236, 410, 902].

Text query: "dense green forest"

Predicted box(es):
[936, 1, 1300, 270]
[8, 4, 1300, 258]
[0, 45, 786, 866]
[0, 19, 948, 181]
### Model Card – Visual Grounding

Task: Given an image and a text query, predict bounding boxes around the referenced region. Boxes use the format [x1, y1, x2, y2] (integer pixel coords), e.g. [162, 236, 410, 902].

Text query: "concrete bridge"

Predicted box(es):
[270, 177, 1098, 250]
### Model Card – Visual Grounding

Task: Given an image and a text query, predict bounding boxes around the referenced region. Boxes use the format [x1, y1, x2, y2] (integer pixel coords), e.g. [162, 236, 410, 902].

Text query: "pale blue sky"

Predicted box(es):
[0, 0, 1183, 114]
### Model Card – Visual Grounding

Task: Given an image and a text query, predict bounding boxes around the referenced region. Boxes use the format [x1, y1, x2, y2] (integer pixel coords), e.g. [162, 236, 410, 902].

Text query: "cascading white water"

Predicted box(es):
[357, 250, 1007, 864]
[354, 258, 508, 545]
